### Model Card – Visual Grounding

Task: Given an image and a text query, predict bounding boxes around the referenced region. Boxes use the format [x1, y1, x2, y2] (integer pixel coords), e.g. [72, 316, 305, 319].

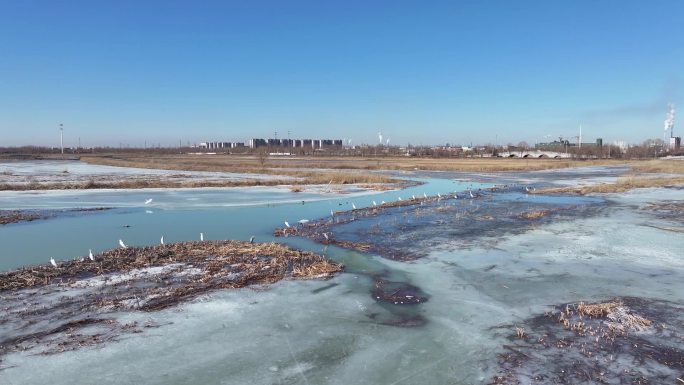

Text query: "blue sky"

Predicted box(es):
[1, 0, 682, 147]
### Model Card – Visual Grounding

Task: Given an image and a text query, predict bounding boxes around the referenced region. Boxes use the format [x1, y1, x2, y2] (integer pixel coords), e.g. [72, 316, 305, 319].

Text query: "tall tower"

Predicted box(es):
[664, 103, 675, 149]
[59, 123, 64, 155]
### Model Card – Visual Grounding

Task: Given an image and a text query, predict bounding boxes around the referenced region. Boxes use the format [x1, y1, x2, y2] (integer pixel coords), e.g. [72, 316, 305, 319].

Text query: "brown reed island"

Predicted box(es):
[489, 297, 684, 384]
[0, 208, 111, 225]
[0, 241, 342, 358]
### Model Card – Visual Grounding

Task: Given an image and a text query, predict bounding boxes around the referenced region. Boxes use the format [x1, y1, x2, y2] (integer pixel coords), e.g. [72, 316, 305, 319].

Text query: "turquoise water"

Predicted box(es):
[0, 178, 487, 271]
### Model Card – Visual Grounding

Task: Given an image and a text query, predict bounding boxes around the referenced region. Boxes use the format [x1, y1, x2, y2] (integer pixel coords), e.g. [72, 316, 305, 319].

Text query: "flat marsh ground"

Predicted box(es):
[83, 154, 622, 173]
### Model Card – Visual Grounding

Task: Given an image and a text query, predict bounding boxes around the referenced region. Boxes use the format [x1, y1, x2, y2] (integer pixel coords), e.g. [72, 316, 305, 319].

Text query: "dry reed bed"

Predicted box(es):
[0, 210, 43, 225]
[0, 241, 342, 357]
[82, 154, 624, 173]
[531, 175, 684, 195]
[491, 297, 683, 385]
[0, 240, 342, 294]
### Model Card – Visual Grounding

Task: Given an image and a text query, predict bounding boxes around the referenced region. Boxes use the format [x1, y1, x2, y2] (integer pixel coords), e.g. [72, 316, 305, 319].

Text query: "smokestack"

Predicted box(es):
[664, 103, 675, 149]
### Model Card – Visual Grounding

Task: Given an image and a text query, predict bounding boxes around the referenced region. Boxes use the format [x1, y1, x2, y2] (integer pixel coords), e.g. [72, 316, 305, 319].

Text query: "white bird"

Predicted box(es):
[249, 236, 255, 243]
[284, 221, 290, 228]
[352, 203, 356, 209]
[145, 210, 153, 214]
[412, 195, 416, 200]
[398, 197, 402, 201]
[454, 194, 458, 199]
[469, 190, 474, 198]
[145, 198, 153, 205]
[372, 201, 377, 206]
[119, 239, 127, 249]
[381, 200, 386, 204]
[200, 232, 204, 241]
[88, 249, 94, 261]
[160, 236, 165, 245]
[323, 233, 329, 240]
[437, 193, 442, 198]
[330, 209, 334, 217]
[298, 219, 309, 224]
[525, 186, 530, 192]
[423, 192, 428, 198]
[50, 258, 57, 268]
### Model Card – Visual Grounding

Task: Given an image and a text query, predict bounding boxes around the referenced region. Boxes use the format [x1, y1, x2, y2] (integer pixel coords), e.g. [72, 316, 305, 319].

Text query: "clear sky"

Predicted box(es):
[1, 0, 682, 147]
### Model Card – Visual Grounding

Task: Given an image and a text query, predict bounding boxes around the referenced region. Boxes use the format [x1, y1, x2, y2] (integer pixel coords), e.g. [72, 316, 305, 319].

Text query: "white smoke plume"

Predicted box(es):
[664, 103, 675, 135]
[378, 132, 383, 144]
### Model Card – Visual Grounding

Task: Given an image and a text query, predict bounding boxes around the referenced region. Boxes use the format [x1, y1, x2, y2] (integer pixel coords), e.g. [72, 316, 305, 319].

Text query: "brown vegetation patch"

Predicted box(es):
[0, 241, 342, 358]
[0, 210, 43, 225]
[531, 175, 684, 195]
[0, 241, 341, 293]
[489, 298, 681, 385]
[519, 210, 549, 220]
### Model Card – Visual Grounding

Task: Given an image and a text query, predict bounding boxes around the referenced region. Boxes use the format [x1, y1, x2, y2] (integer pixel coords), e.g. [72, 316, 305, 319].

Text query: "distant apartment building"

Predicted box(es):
[248, 138, 343, 149]
[198, 141, 244, 149]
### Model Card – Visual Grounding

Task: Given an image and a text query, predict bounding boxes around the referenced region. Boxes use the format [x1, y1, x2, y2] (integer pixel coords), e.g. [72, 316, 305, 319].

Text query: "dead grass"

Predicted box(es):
[532, 175, 684, 195]
[82, 154, 623, 173]
[577, 301, 622, 317]
[629, 159, 684, 174]
[0, 240, 342, 293]
[519, 210, 549, 220]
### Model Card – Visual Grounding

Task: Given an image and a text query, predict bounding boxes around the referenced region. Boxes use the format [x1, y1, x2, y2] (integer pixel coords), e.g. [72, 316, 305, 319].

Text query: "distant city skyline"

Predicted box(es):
[1, 1, 682, 147]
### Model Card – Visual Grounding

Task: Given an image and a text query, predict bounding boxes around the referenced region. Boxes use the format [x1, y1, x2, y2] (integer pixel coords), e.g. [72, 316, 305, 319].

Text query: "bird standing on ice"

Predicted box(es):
[200, 232, 204, 241]
[284, 221, 290, 228]
[88, 249, 94, 261]
[50, 258, 57, 268]
[352, 203, 356, 209]
[160, 236, 165, 245]
[119, 239, 127, 249]
[145, 198, 153, 205]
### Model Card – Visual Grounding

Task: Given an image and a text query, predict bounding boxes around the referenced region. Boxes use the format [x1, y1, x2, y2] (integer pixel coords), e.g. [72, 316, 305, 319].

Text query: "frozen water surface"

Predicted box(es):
[1, 165, 682, 384]
[0, 160, 295, 186]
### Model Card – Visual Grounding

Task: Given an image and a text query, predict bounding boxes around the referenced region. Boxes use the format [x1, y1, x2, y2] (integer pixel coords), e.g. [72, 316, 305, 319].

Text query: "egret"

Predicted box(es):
[200, 233, 204, 241]
[352, 203, 356, 209]
[88, 249, 94, 261]
[50, 258, 57, 268]
[145, 210, 153, 214]
[525, 186, 530, 192]
[330, 209, 334, 217]
[469, 190, 474, 198]
[323, 233, 329, 240]
[298, 219, 309, 225]
[119, 239, 127, 249]
[398, 197, 402, 201]
[372, 201, 377, 206]
[412, 195, 416, 200]
[145, 198, 153, 205]
[423, 192, 428, 198]
[284, 221, 291, 228]
[160, 236, 165, 245]
[249, 236, 255, 244]
[381, 200, 386, 204]
[437, 193, 442, 198]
